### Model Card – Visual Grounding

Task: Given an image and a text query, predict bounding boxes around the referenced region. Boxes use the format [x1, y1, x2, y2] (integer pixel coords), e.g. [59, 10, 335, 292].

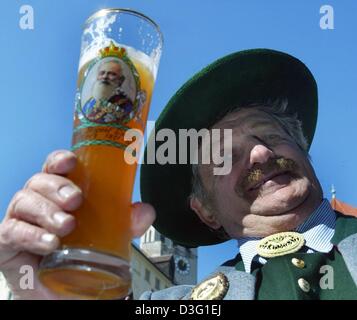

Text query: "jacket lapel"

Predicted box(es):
[337, 234, 357, 286]
[332, 212, 357, 286]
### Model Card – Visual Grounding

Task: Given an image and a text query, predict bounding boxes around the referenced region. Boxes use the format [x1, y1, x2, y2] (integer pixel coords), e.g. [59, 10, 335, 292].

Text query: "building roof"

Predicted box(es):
[150, 254, 173, 264]
[331, 198, 357, 217]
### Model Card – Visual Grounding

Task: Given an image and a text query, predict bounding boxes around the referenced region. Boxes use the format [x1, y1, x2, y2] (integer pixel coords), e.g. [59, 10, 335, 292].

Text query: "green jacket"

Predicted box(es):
[141, 213, 357, 300]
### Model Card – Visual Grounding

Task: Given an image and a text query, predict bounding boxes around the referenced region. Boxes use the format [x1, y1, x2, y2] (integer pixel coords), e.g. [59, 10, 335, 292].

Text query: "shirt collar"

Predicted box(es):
[237, 199, 336, 273]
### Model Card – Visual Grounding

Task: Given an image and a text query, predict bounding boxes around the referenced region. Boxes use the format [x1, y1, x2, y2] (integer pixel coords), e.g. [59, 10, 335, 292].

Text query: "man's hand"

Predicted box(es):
[0, 150, 156, 299]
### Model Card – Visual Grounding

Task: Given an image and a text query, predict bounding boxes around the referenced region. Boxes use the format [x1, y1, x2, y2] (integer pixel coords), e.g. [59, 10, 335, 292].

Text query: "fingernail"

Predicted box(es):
[53, 212, 70, 226]
[53, 151, 70, 161]
[58, 185, 77, 199]
[47, 152, 65, 169]
[41, 233, 56, 243]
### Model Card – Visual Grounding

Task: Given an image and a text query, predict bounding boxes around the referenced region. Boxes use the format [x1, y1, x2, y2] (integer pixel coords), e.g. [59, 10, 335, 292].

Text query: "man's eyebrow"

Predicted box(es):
[217, 120, 275, 145]
[248, 120, 276, 130]
[216, 112, 276, 127]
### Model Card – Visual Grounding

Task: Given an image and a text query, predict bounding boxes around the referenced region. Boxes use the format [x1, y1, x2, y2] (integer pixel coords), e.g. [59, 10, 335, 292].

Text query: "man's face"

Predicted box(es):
[92, 61, 124, 100]
[97, 61, 123, 87]
[193, 108, 323, 238]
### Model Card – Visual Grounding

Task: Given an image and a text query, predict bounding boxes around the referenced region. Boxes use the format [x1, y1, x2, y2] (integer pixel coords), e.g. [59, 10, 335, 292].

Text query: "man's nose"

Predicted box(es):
[249, 144, 274, 168]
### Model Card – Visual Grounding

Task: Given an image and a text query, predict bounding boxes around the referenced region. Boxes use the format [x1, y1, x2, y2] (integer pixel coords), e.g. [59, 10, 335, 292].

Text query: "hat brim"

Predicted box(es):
[140, 49, 318, 247]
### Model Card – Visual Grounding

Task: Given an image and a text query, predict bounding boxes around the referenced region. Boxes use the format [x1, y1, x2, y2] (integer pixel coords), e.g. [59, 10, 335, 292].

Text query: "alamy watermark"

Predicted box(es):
[320, 5, 334, 30]
[16, 264, 334, 291]
[19, 4, 34, 30]
[319, 265, 334, 289]
[123, 121, 233, 176]
[19, 265, 34, 290]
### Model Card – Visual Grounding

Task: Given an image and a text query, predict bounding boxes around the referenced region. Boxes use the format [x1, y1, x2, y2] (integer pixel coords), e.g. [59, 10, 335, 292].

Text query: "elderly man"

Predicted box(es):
[0, 49, 356, 300]
[82, 59, 133, 123]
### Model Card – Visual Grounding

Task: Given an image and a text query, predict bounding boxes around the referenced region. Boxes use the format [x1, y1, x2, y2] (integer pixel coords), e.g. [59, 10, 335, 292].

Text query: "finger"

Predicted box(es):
[131, 202, 156, 238]
[42, 150, 77, 175]
[24, 172, 82, 212]
[0, 219, 60, 257]
[6, 189, 76, 237]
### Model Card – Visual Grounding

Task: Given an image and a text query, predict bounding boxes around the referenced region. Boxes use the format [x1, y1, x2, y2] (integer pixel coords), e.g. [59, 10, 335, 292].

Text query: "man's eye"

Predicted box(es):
[266, 134, 281, 141]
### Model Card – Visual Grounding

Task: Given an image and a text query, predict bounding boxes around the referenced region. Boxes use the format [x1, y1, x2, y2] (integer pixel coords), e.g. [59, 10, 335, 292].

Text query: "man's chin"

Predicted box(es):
[256, 213, 303, 236]
[93, 83, 116, 101]
[239, 210, 307, 238]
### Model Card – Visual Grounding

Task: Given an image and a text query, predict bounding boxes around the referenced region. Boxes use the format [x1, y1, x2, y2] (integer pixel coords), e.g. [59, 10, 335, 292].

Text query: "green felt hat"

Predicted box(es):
[140, 49, 318, 247]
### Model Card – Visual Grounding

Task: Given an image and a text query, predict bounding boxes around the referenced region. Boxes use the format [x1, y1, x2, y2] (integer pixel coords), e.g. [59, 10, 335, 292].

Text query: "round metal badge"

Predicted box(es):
[257, 232, 305, 258]
[190, 272, 229, 300]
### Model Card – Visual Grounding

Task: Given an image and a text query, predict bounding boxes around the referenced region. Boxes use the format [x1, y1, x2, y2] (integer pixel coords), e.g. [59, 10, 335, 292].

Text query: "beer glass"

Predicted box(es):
[38, 8, 163, 299]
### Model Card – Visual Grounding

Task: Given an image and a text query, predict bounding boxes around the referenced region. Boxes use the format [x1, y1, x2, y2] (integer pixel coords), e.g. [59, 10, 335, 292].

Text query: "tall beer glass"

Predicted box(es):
[38, 8, 163, 299]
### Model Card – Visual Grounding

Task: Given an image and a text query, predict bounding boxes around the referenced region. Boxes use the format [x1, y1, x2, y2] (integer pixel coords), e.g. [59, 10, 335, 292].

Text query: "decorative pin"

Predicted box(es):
[190, 272, 229, 300]
[257, 232, 305, 258]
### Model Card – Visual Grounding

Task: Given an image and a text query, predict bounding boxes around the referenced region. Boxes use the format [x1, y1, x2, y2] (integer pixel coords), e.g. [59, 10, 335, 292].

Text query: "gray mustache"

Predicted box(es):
[239, 157, 298, 192]
[99, 80, 111, 85]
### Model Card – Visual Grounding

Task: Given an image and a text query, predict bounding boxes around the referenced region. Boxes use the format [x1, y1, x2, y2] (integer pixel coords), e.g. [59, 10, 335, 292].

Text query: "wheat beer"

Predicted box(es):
[38, 9, 162, 299]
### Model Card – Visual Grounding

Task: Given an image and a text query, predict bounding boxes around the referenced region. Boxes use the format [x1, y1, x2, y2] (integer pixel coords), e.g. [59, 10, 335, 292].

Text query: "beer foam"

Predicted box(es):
[79, 17, 160, 80]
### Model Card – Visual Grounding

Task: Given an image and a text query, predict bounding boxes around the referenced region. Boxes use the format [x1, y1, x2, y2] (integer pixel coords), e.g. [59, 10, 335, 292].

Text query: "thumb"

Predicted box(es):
[131, 202, 156, 238]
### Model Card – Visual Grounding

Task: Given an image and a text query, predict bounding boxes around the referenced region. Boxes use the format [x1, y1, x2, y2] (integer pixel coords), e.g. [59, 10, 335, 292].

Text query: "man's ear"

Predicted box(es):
[190, 197, 221, 230]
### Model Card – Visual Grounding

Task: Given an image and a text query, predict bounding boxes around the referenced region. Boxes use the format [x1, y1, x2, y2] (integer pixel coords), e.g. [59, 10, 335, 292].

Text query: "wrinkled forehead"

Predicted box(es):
[98, 61, 122, 73]
[211, 107, 282, 132]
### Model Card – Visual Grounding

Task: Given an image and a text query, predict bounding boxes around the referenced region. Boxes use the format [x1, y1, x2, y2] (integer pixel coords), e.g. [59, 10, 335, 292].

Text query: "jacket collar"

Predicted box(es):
[331, 211, 357, 245]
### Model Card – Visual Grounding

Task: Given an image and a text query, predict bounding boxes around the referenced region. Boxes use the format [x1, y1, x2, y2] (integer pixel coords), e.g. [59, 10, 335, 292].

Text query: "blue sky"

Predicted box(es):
[1, 0, 357, 282]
